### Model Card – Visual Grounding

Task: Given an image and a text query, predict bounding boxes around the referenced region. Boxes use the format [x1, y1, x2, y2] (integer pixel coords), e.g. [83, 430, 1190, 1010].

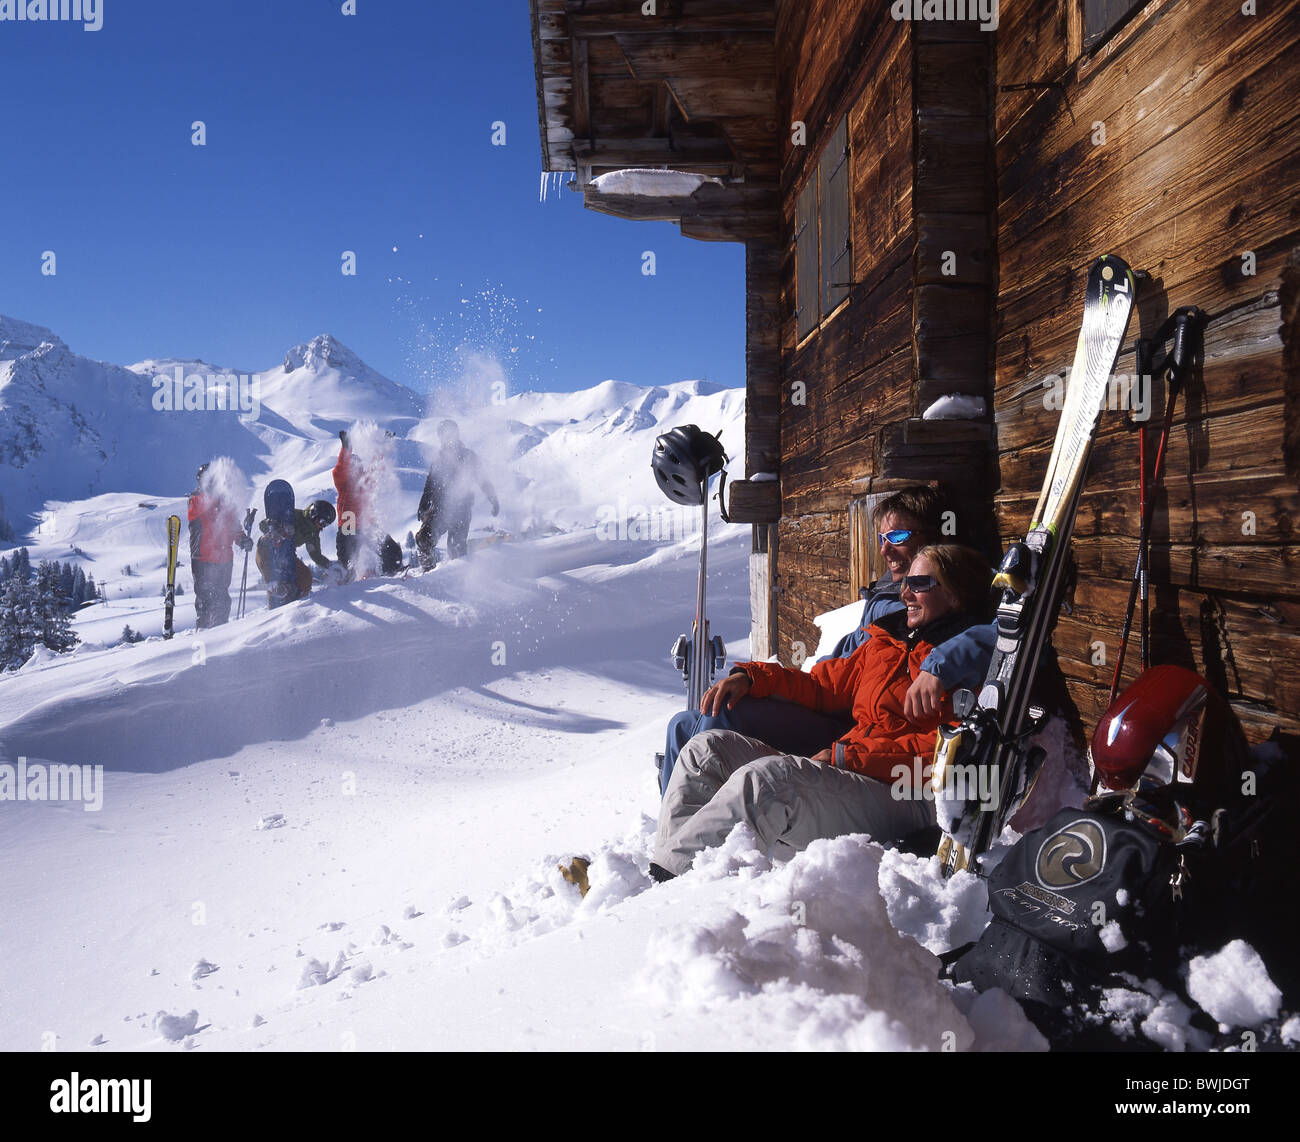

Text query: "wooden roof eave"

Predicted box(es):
[529, 0, 780, 242]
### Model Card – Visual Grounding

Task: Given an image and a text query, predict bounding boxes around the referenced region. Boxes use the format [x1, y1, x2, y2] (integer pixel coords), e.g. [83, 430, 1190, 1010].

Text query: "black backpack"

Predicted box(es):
[949, 765, 1298, 1012]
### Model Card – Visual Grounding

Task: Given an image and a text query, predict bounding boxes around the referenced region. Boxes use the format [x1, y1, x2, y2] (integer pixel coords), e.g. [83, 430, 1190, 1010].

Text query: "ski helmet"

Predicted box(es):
[196, 462, 210, 482]
[1092, 665, 1248, 807]
[307, 500, 336, 528]
[651, 425, 727, 506]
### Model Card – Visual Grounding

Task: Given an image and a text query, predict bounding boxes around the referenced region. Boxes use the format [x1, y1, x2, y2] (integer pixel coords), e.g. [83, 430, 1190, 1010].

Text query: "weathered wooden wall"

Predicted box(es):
[772, 3, 995, 661]
[774, 3, 916, 659]
[992, 0, 1300, 741]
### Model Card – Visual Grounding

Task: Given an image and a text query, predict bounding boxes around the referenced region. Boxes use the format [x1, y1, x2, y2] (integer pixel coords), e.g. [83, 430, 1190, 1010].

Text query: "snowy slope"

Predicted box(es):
[0, 522, 1041, 1053]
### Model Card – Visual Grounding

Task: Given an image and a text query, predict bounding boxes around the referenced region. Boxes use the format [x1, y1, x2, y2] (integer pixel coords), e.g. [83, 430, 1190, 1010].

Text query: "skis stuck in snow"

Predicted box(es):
[163, 514, 181, 639]
[932, 255, 1139, 876]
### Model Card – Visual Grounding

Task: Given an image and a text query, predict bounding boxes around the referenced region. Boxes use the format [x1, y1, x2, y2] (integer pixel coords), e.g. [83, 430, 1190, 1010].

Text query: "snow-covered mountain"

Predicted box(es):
[0, 315, 745, 549]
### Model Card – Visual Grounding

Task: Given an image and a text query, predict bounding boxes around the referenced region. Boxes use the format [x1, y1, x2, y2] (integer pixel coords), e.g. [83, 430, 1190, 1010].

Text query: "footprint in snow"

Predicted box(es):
[256, 813, 286, 830]
[154, 1010, 199, 1042]
[190, 960, 219, 980]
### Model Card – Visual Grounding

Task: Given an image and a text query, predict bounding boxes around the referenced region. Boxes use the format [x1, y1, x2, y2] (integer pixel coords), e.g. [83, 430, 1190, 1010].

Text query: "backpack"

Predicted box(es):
[948, 763, 1299, 1012]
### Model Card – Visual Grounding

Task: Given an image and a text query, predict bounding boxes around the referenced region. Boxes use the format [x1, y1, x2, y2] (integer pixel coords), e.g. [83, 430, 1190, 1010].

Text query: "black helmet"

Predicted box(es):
[651, 425, 727, 506]
[196, 462, 210, 482]
[307, 500, 336, 528]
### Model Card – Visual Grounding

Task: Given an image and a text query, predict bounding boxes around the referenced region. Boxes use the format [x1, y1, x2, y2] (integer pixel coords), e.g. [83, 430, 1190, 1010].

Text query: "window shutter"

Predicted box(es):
[819, 116, 851, 317]
[796, 178, 819, 340]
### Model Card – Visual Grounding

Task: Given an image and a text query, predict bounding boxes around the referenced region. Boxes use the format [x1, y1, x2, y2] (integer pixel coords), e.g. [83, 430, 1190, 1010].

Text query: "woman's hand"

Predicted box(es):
[903, 671, 946, 722]
[701, 672, 752, 717]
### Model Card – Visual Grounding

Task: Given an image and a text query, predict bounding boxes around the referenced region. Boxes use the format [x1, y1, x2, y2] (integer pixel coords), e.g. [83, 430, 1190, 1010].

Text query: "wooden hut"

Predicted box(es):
[530, 0, 1300, 744]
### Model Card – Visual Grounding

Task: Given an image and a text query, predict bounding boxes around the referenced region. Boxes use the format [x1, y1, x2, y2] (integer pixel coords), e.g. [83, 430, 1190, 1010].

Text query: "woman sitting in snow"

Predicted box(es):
[649, 543, 993, 881]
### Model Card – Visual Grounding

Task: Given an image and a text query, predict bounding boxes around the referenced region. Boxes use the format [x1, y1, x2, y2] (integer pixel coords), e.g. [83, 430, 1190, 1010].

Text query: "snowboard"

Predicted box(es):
[262, 479, 298, 608]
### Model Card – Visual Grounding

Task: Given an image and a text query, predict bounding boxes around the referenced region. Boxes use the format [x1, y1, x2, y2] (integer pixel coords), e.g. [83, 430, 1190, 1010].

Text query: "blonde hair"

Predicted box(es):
[912, 544, 992, 616]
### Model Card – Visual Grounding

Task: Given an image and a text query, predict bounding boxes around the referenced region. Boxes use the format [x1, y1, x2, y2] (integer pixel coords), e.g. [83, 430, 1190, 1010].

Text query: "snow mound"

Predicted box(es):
[1185, 940, 1282, 1029]
[590, 169, 722, 198]
[922, 394, 986, 420]
[640, 833, 981, 1051]
[876, 848, 989, 955]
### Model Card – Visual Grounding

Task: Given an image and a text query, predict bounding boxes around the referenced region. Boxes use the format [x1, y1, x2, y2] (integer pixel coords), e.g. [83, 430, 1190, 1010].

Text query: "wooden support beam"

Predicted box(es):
[571, 35, 591, 141]
[728, 480, 781, 524]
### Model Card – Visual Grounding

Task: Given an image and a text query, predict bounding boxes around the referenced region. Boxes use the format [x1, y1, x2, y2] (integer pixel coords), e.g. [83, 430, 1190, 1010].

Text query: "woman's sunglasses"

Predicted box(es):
[902, 574, 940, 593]
[878, 528, 914, 547]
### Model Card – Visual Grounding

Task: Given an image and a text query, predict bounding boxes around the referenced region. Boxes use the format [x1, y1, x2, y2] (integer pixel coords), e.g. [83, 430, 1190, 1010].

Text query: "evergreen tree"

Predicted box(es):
[33, 562, 77, 655]
[71, 566, 88, 607]
[0, 577, 40, 670]
[13, 548, 31, 582]
[0, 555, 10, 584]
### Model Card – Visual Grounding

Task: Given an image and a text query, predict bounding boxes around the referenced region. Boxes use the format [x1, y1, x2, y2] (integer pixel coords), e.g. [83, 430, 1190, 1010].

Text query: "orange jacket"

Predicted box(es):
[737, 610, 979, 782]
[333, 446, 362, 531]
[187, 491, 241, 564]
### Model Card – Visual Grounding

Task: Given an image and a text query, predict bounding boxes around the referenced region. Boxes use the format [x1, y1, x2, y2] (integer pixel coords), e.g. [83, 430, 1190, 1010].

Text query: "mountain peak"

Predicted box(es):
[283, 333, 366, 375]
[0, 315, 64, 362]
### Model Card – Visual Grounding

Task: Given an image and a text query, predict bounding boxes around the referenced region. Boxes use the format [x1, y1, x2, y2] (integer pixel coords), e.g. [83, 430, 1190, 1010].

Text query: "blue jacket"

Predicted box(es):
[827, 573, 996, 692]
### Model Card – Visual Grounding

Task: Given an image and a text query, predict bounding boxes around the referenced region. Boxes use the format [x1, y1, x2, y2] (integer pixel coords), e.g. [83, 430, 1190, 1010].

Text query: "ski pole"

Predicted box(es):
[237, 508, 257, 619]
[1107, 307, 1205, 708]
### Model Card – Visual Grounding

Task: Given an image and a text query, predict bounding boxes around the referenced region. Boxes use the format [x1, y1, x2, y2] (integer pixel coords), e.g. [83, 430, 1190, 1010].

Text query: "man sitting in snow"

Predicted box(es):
[650, 544, 994, 879]
[657, 486, 996, 792]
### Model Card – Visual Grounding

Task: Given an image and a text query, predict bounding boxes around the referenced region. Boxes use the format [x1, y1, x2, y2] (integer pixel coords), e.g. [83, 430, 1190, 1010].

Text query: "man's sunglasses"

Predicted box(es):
[902, 574, 940, 594]
[878, 528, 914, 546]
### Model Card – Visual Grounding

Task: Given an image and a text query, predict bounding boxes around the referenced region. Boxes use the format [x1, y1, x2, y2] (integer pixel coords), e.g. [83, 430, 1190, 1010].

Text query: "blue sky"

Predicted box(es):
[0, 0, 746, 395]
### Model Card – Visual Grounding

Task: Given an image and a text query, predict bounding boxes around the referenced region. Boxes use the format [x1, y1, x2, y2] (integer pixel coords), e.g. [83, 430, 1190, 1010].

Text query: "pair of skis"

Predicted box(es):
[933, 255, 1138, 875]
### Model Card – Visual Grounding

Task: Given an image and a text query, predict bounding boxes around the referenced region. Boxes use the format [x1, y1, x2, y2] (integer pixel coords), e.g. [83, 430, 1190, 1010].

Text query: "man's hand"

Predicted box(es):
[904, 671, 946, 723]
[237, 534, 254, 553]
[700, 672, 751, 717]
[810, 748, 833, 764]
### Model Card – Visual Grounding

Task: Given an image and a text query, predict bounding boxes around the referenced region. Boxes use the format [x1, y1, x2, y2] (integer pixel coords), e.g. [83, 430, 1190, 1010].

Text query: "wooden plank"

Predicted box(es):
[615, 32, 774, 80]
[566, 0, 775, 38]
[571, 36, 591, 139]
[917, 41, 992, 118]
[998, 0, 1299, 254]
[916, 213, 991, 286]
[916, 112, 990, 214]
[727, 480, 781, 523]
[665, 76, 775, 120]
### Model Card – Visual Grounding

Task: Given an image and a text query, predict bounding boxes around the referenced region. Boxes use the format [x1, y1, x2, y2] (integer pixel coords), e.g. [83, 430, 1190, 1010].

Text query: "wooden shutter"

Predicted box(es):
[819, 115, 851, 317]
[795, 177, 819, 340]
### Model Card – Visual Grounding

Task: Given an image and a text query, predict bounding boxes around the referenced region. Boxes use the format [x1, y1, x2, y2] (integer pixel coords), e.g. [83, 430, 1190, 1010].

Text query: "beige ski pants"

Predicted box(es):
[654, 730, 935, 875]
